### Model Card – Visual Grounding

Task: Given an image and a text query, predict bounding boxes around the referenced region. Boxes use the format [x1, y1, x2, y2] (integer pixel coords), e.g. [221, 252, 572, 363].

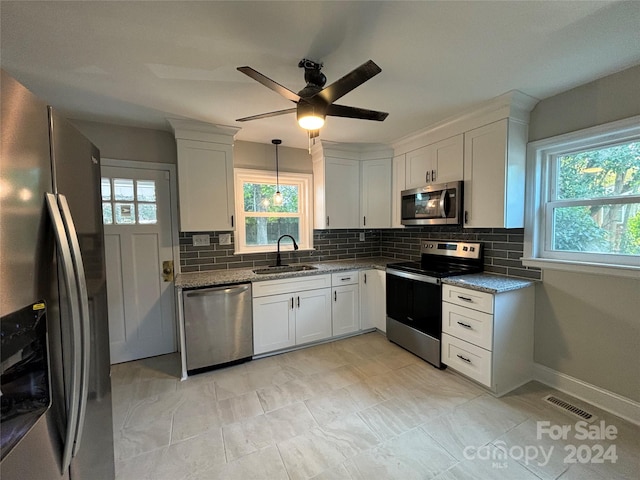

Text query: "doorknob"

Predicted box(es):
[162, 260, 174, 282]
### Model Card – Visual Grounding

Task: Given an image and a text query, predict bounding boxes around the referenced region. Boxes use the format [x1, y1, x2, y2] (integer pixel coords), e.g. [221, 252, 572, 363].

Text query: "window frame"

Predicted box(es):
[523, 116, 640, 278]
[233, 168, 313, 254]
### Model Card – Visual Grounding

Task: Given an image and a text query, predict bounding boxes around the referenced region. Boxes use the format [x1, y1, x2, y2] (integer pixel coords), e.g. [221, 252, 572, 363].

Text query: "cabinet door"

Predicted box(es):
[332, 284, 360, 336]
[253, 293, 295, 354]
[463, 119, 527, 228]
[324, 157, 360, 229]
[432, 134, 463, 184]
[360, 270, 386, 331]
[176, 139, 234, 231]
[392, 154, 406, 228]
[296, 288, 332, 345]
[405, 145, 431, 189]
[361, 159, 391, 228]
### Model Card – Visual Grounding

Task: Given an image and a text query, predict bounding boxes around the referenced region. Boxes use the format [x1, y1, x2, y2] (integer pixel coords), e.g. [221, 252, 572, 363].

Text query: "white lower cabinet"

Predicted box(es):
[331, 271, 360, 337]
[359, 269, 386, 332]
[252, 275, 332, 355]
[441, 283, 534, 396]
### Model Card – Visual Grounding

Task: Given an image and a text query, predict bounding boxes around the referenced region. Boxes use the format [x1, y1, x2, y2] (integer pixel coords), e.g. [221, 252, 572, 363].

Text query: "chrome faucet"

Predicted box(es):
[276, 234, 299, 266]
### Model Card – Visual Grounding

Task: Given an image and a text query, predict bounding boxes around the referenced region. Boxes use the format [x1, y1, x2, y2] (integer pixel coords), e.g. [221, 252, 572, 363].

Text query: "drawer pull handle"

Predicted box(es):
[457, 354, 472, 363]
[457, 321, 472, 329]
[341, 277, 352, 281]
[457, 296, 473, 302]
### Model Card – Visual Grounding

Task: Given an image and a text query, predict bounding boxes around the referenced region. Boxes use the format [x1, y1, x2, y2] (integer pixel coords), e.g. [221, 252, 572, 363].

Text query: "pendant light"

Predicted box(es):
[272, 139, 283, 206]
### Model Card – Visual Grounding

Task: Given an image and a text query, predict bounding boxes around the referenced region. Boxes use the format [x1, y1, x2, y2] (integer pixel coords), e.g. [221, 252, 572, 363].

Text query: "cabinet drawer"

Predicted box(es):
[331, 271, 359, 286]
[443, 284, 493, 314]
[253, 274, 331, 297]
[442, 302, 493, 351]
[441, 333, 492, 388]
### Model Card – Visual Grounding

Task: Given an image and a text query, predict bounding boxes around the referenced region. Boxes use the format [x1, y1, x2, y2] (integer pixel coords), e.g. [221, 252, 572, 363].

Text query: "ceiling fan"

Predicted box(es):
[236, 59, 388, 138]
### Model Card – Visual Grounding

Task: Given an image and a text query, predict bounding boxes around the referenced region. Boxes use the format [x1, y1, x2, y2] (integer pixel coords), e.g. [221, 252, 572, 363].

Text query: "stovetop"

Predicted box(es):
[387, 261, 482, 278]
[387, 240, 484, 278]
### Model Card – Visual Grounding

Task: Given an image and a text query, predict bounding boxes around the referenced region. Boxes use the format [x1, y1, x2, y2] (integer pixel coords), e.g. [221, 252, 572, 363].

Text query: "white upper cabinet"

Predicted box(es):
[391, 154, 406, 228]
[463, 118, 528, 228]
[361, 158, 391, 228]
[312, 142, 393, 229]
[168, 120, 239, 232]
[314, 156, 360, 229]
[405, 135, 463, 189]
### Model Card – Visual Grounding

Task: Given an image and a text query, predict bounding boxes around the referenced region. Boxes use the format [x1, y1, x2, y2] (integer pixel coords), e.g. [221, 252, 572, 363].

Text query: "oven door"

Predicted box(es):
[386, 269, 442, 339]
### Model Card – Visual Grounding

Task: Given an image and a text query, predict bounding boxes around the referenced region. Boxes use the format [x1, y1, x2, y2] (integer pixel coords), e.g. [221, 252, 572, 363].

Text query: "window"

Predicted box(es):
[101, 177, 158, 225]
[234, 169, 313, 254]
[524, 117, 640, 276]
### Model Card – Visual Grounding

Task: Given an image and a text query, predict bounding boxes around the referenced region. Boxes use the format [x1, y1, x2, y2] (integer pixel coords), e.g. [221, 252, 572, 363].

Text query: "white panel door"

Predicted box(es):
[361, 158, 391, 228]
[324, 157, 360, 228]
[102, 165, 176, 364]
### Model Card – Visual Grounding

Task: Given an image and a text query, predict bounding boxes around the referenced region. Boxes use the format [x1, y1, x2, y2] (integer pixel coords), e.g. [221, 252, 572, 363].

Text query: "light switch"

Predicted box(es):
[192, 234, 210, 246]
[359, 232, 365, 241]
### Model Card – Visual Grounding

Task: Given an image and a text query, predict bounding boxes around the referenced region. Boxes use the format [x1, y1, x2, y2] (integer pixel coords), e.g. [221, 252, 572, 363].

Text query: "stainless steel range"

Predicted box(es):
[386, 240, 483, 368]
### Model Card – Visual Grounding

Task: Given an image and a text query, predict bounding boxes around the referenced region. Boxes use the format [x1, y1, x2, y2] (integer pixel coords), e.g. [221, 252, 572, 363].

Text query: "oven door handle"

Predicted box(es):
[386, 268, 441, 285]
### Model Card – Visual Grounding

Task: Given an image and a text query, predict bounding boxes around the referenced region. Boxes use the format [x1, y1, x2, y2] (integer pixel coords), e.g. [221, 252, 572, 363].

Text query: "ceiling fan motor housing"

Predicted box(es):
[299, 58, 327, 88]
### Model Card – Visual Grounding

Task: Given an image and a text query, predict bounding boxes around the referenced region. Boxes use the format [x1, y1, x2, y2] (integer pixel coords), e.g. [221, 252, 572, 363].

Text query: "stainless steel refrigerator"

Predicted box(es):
[0, 70, 115, 479]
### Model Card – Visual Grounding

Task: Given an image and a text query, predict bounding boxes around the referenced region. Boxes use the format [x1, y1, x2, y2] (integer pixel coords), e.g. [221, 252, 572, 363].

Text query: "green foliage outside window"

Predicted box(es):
[554, 142, 640, 255]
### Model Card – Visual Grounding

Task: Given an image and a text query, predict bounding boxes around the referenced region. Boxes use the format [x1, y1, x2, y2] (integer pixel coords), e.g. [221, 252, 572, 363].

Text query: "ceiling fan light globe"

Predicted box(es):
[298, 115, 325, 130]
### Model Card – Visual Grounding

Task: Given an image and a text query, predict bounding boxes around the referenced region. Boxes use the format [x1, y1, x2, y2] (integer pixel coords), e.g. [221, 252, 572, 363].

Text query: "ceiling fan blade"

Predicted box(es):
[326, 104, 388, 121]
[236, 108, 297, 122]
[237, 66, 301, 103]
[316, 60, 382, 104]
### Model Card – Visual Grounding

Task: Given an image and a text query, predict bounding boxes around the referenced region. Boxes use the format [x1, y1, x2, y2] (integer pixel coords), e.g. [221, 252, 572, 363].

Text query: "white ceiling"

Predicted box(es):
[2, 1, 639, 150]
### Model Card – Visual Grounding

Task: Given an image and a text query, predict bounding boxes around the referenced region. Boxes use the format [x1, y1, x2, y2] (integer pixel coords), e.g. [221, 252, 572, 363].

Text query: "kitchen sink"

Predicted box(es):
[252, 264, 318, 275]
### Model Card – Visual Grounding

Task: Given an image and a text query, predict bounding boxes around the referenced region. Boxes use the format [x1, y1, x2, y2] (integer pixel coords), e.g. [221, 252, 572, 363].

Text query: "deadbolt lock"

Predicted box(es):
[162, 260, 174, 282]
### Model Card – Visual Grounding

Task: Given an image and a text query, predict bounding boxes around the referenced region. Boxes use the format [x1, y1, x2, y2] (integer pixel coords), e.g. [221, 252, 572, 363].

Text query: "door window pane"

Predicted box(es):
[136, 180, 156, 202]
[102, 202, 113, 224]
[138, 203, 157, 224]
[101, 178, 111, 201]
[114, 203, 136, 224]
[113, 179, 134, 201]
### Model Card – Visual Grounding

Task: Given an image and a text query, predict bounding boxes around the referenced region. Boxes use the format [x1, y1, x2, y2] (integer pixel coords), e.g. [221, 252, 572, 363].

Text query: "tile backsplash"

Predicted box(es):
[179, 227, 541, 281]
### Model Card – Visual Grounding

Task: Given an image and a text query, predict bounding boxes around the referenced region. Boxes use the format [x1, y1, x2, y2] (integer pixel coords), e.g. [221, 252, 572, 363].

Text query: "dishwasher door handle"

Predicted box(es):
[185, 284, 250, 297]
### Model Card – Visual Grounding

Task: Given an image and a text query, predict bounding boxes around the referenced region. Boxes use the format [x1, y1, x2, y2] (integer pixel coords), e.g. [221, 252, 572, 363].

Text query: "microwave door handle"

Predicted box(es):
[57, 194, 91, 457]
[439, 190, 450, 218]
[46, 193, 82, 474]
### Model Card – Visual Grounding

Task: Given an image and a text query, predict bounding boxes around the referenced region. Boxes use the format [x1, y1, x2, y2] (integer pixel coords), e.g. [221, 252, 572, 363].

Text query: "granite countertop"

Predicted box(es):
[175, 257, 396, 289]
[442, 273, 535, 294]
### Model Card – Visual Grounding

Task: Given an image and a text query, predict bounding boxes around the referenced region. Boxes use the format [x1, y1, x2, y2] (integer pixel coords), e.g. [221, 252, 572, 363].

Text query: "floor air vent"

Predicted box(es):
[543, 395, 596, 422]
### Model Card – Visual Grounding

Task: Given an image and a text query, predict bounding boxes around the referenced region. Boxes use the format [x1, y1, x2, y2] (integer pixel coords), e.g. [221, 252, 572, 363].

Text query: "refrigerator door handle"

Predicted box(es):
[57, 194, 91, 457]
[45, 193, 82, 474]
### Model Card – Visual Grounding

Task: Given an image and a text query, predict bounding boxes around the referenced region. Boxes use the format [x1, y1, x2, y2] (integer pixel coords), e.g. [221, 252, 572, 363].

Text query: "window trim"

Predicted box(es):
[233, 168, 313, 254]
[523, 115, 640, 278]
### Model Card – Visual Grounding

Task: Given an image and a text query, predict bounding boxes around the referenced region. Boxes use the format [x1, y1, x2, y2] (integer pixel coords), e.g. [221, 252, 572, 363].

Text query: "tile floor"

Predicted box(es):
[111, 332, 639, 480]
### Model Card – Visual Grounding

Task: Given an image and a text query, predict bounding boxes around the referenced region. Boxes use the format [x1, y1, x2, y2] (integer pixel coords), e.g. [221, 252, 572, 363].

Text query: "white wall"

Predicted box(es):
[72, 120, 177, 164]
[528, 64, 640, 402]
[233, 140, 312, 173]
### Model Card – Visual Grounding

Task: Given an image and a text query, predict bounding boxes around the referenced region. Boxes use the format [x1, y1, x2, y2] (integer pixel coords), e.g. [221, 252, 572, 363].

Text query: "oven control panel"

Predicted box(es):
[421, 241, 482, 260]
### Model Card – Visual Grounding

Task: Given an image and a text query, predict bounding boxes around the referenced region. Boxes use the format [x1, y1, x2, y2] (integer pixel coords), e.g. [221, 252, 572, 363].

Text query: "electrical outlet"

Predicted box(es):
[219, 233, 232, 245]
[192, 234, 210, 247]
[359, 232, 365, 241]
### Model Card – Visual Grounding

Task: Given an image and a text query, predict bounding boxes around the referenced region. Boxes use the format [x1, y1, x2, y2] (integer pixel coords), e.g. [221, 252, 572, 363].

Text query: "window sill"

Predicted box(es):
[521, 257, 640, 279]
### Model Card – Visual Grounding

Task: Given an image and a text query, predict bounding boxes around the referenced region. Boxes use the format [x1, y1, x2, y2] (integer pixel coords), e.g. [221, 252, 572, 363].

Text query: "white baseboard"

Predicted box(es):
[533, 363, 640, 426]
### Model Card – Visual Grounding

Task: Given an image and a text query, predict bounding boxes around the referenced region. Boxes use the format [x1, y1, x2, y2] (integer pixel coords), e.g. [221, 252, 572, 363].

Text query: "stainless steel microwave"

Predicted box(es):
[401, 181, 462, 226]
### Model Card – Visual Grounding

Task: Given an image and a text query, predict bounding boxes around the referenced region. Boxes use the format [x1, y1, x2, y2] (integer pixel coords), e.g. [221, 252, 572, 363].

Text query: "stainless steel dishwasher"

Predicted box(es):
[183, 282, 253, 372]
